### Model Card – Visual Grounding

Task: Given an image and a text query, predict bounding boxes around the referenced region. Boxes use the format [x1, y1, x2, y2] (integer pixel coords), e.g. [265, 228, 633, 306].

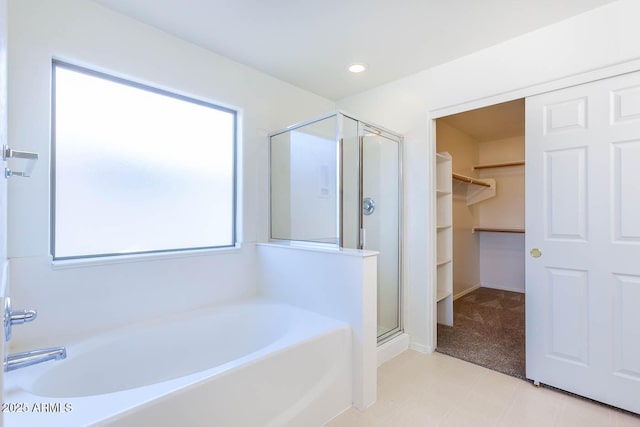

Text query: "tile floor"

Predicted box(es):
[326, 350, 640, 427]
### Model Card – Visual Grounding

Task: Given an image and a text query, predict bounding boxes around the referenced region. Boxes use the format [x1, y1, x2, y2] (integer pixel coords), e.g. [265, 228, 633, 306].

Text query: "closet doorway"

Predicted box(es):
[434, 99, 526, 378]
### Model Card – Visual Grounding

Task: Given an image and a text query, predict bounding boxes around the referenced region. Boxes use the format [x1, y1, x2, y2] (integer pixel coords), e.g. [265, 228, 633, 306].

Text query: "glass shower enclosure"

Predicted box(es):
[269, 112, 402, 343]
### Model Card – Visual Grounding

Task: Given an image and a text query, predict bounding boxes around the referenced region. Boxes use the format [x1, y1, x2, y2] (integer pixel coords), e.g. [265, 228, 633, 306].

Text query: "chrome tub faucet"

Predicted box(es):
[3, 297, 67, 372]
[5, 347, 67, 372]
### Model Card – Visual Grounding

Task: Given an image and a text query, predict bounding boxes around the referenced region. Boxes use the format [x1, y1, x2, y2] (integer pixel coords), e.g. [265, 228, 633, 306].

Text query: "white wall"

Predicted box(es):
[477, 138, 525, 292]
[289, 131, 337, 242]
[479, 233, 525, 293]
[256, 244, 377, 410]
[270, 132, 292, 238]
[0, 0, 7, 422]
[476, 136, 525, 229]
[337, 0, 640, 351]
[477, 136, 525, 293]
[7, 0, 334, 349]
[0, 0, 5, 271]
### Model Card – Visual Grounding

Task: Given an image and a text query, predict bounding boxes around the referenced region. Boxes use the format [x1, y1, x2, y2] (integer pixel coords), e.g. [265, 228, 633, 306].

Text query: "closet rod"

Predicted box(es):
[472, 227, 525, 234]
[452, 173, 491, 188]
[473, 160, 525, 170]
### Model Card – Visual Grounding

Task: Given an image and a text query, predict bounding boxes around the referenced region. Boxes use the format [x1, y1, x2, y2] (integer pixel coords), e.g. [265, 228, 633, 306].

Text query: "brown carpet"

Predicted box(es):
[436, 287, 526, 379]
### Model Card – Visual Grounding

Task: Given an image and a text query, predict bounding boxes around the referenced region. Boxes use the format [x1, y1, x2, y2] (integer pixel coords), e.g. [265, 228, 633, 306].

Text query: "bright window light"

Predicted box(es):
[52, 61, 237, 259]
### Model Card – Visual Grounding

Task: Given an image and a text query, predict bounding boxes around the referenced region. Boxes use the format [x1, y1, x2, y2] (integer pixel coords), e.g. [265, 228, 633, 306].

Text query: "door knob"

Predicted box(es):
[530, 248, 542, 258]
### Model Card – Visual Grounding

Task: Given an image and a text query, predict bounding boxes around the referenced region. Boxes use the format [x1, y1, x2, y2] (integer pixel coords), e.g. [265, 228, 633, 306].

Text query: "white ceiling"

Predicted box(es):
[91, 0, 618, 101]
[439, 99, 525, 142]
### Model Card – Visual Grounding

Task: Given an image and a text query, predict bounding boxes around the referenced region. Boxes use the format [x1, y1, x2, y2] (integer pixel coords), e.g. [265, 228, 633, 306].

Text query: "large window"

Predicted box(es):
[52, 61, 236, 260]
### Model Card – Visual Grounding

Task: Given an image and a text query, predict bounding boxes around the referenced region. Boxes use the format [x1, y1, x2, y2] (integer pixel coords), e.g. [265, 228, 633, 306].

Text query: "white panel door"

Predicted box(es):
[526, 71, 640, 414]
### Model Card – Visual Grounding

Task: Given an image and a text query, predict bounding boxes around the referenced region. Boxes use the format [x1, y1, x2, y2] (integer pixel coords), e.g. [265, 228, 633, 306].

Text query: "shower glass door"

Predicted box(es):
[360, 124, 401, 341]
[270, 113, 402, 343]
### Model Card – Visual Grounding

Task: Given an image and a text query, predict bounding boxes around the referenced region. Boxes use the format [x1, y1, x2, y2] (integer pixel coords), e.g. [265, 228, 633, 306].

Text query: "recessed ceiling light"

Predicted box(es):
[348, 63, 367, 73]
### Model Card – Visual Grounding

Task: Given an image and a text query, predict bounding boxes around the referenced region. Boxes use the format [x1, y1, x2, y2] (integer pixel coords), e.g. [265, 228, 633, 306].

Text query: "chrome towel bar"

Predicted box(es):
[3, 144, 39, 178]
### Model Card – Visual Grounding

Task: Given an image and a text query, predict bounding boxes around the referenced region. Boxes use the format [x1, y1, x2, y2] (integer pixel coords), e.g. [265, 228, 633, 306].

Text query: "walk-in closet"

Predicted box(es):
[434, 99, 526, 378]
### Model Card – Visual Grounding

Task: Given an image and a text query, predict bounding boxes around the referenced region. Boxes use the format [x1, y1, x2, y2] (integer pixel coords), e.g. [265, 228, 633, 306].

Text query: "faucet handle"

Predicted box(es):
[4, 297, 38, 342]
[10, 309, 37, 325]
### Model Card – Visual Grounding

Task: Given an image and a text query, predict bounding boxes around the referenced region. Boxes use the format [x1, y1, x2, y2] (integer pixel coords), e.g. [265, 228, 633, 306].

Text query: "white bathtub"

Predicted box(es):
[3, 299, 352, 427]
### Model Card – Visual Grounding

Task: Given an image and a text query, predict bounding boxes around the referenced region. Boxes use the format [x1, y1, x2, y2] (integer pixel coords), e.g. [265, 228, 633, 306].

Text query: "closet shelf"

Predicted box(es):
[436, 152, 451, 163]
[437, 258, 452, 267]
[452, 174, 496, 206]
[473, 227, 525, 234]
[473, 160, 525, 170]
[436, 289, 452, 302]
[436, 152, 453, 327]
[452, 173, 491, 188]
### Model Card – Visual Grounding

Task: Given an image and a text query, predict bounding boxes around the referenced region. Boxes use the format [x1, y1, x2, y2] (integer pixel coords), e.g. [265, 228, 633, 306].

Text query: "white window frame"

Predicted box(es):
[50, 60, 238, 261]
